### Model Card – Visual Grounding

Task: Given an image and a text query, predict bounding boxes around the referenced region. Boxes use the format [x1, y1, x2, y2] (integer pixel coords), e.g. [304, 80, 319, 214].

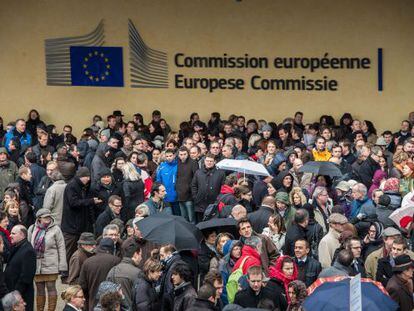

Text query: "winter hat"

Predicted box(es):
[378, 194, 391, 207]
[99, 237, 115, 253]
[261, 124, 273, 132]
[98, 167, 112, 179]
[36, 208, 52, 218]
[382, 178, 400, 192]
[382, 227, 401, 237]
[76, 167, 90, 178]
[275, 191, 290, 206]
[0, 147, 8, 155]
[95, 121, 105, 130]
[347, 180, 358, 188]
[335, 181, 350, 192]
[77, 232, 96, 245]
[392, 254, 414, 272]
[328, 213, 348, 225]
[375, 136, 387, 146]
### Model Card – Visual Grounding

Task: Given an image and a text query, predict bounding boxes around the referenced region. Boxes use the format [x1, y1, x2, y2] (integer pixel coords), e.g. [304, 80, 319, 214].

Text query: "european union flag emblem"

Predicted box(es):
[70, 46, 124, 87]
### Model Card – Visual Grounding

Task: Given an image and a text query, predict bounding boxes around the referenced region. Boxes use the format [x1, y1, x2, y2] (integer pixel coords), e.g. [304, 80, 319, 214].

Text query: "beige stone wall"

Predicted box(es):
[0, 0, 413, 135]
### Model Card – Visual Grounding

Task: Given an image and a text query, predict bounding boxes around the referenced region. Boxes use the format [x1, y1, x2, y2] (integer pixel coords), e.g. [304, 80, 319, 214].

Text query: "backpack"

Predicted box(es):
[226, 256, 250, 304]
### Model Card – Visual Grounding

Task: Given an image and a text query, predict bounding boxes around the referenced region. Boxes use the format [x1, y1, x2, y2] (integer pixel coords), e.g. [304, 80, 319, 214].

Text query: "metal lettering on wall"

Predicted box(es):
[45, 20, 383, 92]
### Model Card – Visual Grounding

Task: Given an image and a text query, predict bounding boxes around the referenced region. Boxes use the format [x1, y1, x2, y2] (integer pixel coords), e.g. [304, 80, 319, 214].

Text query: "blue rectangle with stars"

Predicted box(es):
[70, 46, 124, 87]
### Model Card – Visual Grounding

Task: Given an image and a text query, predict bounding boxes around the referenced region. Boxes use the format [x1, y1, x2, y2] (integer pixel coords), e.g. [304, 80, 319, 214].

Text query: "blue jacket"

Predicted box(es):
[4, 127, 32, 153]
[156, 159, 178, 203]
[350, 196, 376, 219]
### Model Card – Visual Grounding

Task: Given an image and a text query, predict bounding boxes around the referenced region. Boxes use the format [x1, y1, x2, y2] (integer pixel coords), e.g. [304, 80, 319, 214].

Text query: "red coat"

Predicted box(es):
[233, 245, 261, 274]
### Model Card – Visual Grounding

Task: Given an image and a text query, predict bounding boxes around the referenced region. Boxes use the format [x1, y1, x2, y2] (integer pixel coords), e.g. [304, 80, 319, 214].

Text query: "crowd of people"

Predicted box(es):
[0, 109, 414, 311]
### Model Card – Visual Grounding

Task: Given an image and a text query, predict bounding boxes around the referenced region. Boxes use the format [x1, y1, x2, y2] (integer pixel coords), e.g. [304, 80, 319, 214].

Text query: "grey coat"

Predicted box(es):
[28, 219, 68, 275]
[106, 257, 141, 307]
[0, 160, 18, 199]
[43, 180, 67, 226]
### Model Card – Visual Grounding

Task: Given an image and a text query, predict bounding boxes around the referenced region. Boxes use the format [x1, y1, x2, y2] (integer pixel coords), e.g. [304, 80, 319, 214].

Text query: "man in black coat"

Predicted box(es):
[176, 146, 199, 223]
[187, 284, 218, 311]
[94, 195, 123, 238]
[191, 153, 225, 223]
[284, 209, 309, 256]
[345, 237, 367, 277]
[376, 236, 408, 288]
[358, 146, 382, 188]
[248, 196, 276, 233]
[4, 225, 36, 311]
[61, 167, 102, 266]
[159, 244, 185, 311]
[294, 239, 321, 287]
[234, 266, 265, 308]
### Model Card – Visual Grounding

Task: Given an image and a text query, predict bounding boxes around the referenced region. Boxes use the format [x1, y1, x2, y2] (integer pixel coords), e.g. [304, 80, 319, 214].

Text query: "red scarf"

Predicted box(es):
[269, 255, 298, 303]
[0, 227, 11, 243]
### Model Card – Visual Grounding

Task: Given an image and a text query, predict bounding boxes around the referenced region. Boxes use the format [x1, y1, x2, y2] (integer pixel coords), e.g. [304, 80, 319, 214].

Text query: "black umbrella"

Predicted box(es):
[196, 218, 239, 238]
[299, 161, 342, 177]
[137, 213, 203, 250]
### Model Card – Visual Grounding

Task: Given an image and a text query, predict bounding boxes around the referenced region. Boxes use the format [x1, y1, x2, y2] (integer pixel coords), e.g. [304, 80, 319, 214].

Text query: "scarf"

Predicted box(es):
[33, 221, 50, 258]
[269, 255, 298, 304]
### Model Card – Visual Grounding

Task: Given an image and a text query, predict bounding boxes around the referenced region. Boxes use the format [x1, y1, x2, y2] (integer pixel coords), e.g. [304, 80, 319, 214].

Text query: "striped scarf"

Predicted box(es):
[33, 222, 49, 258]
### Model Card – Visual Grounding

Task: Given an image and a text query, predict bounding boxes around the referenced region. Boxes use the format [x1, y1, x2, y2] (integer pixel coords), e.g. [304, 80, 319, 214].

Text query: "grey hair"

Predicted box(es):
[135, 204, 149, 217]
[244, 236, 262, 250]
[312, 186, 327, 200]
[353, 183, 367, 197]
[2, 291, 22, 311]
[103, 224, 119, 236]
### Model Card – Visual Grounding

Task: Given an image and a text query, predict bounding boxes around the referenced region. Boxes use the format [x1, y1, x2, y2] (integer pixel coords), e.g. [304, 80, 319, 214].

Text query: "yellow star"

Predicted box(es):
[84, 57, 88, 62]
[100, 53, 104, 58]
[104, 58, 109, 62]
[101, 76, 106, 80]
[88, 53, 92, 57]
[83, 64, 87, 68]
[105, 71, 109, 75]
[85, 70, 89, 75]
[106, 64, 110, 69]
[95, 77, 99, 82]
[94, 51, 98, 56]
[89, 75, 93, 80]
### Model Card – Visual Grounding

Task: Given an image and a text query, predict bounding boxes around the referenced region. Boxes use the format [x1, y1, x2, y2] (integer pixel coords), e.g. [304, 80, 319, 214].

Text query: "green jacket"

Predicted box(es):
[0, 160, 18, 198]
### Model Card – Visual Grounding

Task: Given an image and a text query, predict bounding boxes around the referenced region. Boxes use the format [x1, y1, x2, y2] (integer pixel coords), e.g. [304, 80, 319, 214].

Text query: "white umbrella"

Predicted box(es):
[389, 191, 414, 229]
[216, 159, 270, 177]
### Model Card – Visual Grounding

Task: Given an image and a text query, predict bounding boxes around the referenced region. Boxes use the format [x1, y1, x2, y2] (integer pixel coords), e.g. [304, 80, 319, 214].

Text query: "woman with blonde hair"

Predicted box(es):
[289, 187, 307, 209]
[122, 162, 145, 221]
[61, 285, 85, 311]
[3, 199, 21, 231]
[390, 151, 409, 178]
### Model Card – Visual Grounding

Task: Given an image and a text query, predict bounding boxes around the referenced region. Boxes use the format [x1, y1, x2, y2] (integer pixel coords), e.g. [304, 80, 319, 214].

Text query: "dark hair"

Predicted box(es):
[100, 291, 122, 311]
[123, 240, 141, 258]
[295, 238, 310, 249]
[294, 209, 309, 225]
[268, 213, 286, 233]
[172, 263, 193, 283]
[281, 256, 294, 269]
[150, 182, 164, 196]
[198, 284, 216, 300]
[204, 271, 223, 286]
[364, 120, 377, 135]
[237, 217, 251, 230]
[178, 146, 189, 153]
[24, 151, 37, 164]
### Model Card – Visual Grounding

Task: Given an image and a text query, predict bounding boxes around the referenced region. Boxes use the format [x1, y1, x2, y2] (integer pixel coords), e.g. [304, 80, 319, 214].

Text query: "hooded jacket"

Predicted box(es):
[232, 245, 261, 275]
[156, 159, 178, 202]
[28, 218, 67, 275]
